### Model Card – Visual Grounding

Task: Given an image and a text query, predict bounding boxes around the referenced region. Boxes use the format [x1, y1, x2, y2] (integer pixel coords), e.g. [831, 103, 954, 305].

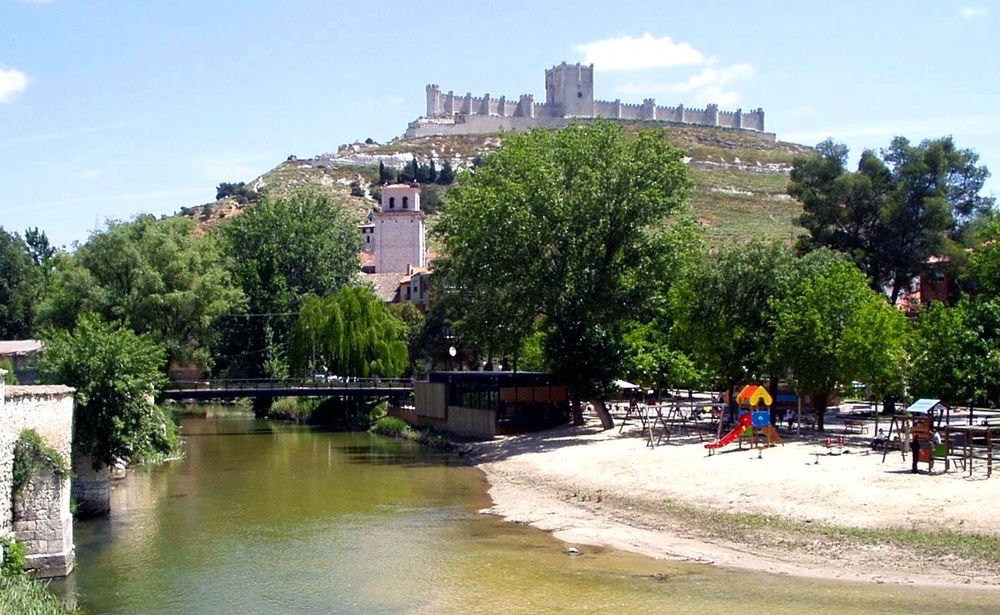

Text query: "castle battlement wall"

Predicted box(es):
[417, 63, 766, 137]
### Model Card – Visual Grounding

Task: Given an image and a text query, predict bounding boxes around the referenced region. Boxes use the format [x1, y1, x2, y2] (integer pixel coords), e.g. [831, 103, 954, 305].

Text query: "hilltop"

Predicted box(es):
[178, 124, 813, 244]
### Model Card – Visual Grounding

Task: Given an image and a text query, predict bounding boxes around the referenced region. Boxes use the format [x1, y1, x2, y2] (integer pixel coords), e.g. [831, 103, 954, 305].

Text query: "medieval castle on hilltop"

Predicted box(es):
[405, 62, 768, 139]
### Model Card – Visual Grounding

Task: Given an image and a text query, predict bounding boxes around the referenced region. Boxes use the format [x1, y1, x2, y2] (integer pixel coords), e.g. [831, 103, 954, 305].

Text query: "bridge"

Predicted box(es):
[159, 378, 413, 401]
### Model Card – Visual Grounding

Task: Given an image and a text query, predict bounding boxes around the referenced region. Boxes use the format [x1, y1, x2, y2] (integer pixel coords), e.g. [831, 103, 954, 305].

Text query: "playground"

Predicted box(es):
[470, 393, 1000, 588]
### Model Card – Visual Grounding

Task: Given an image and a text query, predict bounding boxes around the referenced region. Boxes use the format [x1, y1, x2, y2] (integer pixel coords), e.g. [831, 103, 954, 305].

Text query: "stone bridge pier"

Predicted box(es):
[0, 372, 76, 578]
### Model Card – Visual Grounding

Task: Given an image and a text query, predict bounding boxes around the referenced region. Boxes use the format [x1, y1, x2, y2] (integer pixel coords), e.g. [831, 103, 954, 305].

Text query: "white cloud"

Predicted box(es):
[959, 6, 988, 18]
[573, 34, 706, 71]
[0, 67, 28, 102]
[667, 63, 754, 93]
[80, 169, 103, 181]
[618, 63, 754, 107]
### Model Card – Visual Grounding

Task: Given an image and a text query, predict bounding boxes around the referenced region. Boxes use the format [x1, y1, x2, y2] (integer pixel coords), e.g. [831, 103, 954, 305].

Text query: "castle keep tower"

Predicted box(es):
[374, 184, 426, 273]
[545, 62, 594, 118]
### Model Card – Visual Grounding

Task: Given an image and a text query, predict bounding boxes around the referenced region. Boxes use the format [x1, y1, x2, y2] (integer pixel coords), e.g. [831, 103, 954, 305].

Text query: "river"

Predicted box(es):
[51, 412, 999, 614]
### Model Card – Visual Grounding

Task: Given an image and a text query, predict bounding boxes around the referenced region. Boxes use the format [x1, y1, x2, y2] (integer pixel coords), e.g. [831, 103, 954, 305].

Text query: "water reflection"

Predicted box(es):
[53, 413, 1000, 615]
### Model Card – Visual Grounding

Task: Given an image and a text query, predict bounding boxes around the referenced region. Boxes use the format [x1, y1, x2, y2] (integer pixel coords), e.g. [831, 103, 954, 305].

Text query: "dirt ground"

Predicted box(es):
[467, 412, 1000, 589]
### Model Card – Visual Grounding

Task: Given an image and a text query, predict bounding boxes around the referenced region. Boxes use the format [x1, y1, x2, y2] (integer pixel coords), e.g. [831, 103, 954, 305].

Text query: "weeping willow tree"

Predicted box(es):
[289, 286, 409, 378]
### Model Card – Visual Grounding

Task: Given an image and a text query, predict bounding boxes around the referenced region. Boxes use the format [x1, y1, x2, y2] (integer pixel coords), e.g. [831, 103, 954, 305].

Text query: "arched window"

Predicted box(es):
[389, 196, 395, 209]
[402, 196, 409, 209]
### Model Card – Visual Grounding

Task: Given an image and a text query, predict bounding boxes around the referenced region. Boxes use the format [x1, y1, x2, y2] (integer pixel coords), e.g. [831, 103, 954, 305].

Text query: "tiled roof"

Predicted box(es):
[0, 339, 44, 355]
[360, 272, 408, 302]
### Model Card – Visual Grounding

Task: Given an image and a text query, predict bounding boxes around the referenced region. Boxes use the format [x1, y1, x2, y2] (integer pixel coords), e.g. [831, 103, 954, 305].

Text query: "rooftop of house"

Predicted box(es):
[360, 272, 408, 302]
[0, 339, 44, 356]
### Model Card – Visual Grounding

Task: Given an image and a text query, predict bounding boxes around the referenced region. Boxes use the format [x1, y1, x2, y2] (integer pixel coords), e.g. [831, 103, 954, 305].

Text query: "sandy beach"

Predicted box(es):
[468, 411, 1000, 589]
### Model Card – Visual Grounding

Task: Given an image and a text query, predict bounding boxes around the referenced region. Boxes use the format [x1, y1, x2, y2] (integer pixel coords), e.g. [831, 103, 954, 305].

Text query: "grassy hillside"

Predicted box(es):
[179, 124, 813, 244]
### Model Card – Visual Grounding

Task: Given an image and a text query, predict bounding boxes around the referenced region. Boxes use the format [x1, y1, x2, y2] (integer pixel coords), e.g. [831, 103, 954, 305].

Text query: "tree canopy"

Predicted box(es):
[434, 121, 690, 411]
[790, 137, 993, 303]
[39, 314, 174, 469]
[670, 240, 795, 393]
[770, 250, 909, 429]
[0, 228, 43, 339]
[37, 215, 244, 370]
[289, 286, 409, 378]
[216, 192, 361, 377]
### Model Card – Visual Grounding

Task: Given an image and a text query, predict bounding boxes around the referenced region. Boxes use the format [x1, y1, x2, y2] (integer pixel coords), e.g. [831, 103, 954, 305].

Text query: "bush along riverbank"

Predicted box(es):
[0, 538, 80, 614]
[266, 397, 388, 431]
[370, 416, 471, 452]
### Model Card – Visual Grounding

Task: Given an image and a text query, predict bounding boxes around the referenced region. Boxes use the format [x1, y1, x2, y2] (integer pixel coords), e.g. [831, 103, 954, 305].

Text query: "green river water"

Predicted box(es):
[51, 413, 1000, 614]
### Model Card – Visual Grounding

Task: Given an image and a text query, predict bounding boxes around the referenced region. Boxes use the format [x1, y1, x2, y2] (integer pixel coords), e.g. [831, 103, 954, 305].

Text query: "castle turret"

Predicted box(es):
[425, 84, 442, 116]
[544, 62, 594, 118]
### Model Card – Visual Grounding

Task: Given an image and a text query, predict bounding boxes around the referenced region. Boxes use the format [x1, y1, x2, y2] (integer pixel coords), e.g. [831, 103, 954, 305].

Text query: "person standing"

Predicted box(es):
[910, 434, 920, 474]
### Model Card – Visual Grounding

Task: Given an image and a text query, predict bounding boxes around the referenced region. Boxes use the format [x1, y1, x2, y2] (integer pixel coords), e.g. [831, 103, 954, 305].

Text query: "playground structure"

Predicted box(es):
[706, 385, 783, 453]
[611, 386, 1000, 477]
[617, 394, 721, 447]
[881, 398, 1000, 477]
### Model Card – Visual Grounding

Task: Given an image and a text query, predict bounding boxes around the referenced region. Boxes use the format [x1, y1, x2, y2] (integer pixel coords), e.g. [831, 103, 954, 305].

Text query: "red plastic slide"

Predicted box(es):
[705, 412, 753, 449]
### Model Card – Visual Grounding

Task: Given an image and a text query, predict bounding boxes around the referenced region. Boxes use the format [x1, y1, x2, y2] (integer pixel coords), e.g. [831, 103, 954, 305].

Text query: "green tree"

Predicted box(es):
[216, 181, 260, 204]
[217, 192, 361, 377]
[387, 301, 425, 372]
[23, 227, 55, 268]
[967, 221, 1000, 299]
[37, 216, 244, 370]
[621, 321, 701, 391]
[38, 314, 174, 469]
[790, 137, 993, 304]
[621, 220, 704, 392]
[435, 121, 690, 426]
[436, 160, 455, 185]
[398, 157, 418, 183]
[907, 298, 1000, 408]
[771, 250, 907, 430]
[378, 161, 394, 185]
[671, 240, 796, 398]
[0, 228, 43, 339]
[289, 287, 408, 378]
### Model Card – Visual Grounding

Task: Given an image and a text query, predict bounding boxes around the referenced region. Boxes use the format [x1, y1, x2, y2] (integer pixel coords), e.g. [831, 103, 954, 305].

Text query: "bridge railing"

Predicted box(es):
[164, 377, 413, 392]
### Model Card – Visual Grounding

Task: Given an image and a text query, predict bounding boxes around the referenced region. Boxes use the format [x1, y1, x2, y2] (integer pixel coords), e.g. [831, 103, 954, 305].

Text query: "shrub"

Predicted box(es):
[269, 397, 313, 422]
[0, 359, 17, 384]
[0, 538, 26, 577]
[371, 416, 410, 437]
[38, 314, 171, 469]
[12, 429, 69, 496]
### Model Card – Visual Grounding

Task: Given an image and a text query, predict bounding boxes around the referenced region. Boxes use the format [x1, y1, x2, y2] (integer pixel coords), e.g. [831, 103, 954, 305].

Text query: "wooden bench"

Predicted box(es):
[843, 419, 868, 434]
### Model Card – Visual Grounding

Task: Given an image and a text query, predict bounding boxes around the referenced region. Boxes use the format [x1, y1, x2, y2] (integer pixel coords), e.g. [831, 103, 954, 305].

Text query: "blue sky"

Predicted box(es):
[2, 0, 998, 248]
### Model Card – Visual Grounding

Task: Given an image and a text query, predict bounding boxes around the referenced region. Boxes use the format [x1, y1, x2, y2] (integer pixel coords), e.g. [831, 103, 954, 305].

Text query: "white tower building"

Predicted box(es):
[374, 183, 426, 273]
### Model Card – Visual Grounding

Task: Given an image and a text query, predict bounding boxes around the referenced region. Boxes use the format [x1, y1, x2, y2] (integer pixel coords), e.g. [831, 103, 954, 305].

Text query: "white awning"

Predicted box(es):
[906, 398, 947, 415]
[614, 379, 640, 390]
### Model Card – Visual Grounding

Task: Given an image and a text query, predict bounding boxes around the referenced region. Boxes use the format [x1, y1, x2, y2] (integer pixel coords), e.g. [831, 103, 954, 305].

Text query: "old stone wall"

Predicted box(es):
[419, 63, 766, 136]
[1, 384, 75, 577]
[12, 463, 73, 577]
[406, 113, 776, 142]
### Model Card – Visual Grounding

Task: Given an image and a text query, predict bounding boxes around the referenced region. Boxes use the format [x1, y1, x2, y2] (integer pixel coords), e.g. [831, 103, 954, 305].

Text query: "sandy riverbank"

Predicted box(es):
[468, 414, 1000, 589]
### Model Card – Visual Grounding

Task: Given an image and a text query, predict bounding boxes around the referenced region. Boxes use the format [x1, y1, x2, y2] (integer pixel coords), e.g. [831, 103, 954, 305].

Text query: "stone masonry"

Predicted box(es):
[0, 374, 75, 577]
[406, 62, 770, 139]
